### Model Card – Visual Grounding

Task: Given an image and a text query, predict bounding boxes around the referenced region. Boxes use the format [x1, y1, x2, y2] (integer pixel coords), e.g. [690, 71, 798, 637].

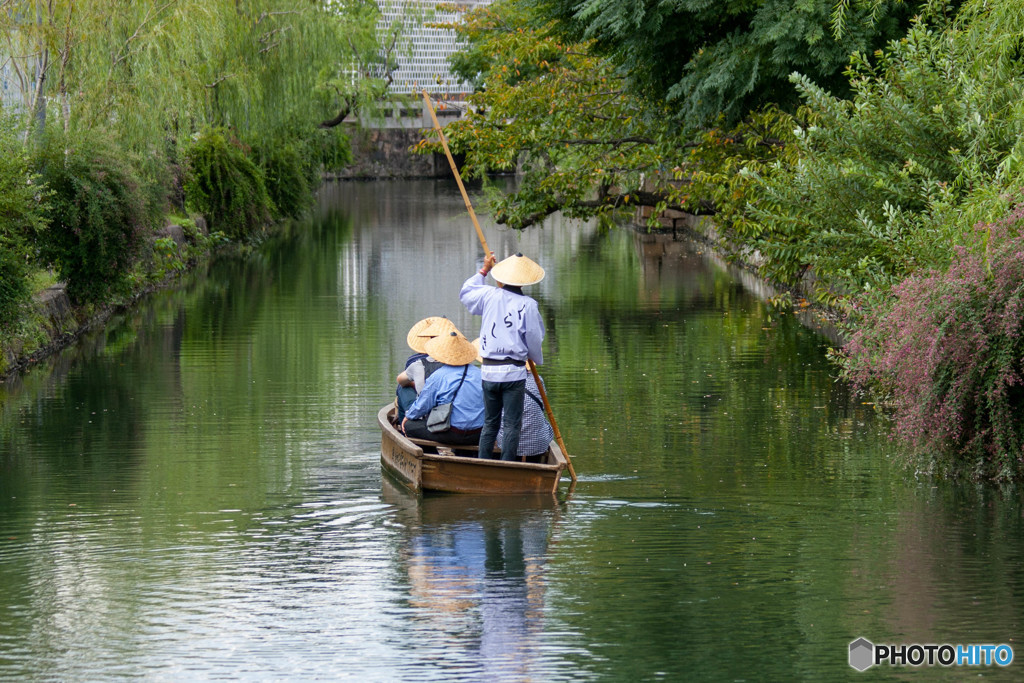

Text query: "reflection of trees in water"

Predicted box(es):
[538, 226, 877, 485]
[0, 207, 371, 520]
[842, 484, 1024, 646]
[0, 301, 193, 493]
[318, 180, 603, 359]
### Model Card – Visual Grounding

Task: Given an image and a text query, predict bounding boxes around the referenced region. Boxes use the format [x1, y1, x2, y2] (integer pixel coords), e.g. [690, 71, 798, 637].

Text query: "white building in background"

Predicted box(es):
[378, 0, 490, 97]
[0, 63, 20, 111]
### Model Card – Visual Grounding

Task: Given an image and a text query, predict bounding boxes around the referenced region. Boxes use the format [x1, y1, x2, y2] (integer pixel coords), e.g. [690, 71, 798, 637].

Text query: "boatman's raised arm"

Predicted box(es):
[460, 253, 544, 366]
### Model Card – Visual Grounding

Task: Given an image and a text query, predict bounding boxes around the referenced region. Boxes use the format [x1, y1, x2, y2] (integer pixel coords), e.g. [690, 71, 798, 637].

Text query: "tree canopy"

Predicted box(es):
[425, 0, 793, 230]
[427, 1, 699, 229]
[0, 0, 396, 151]
[429, 0, 1024, 480]
[526, 0, 918, 128]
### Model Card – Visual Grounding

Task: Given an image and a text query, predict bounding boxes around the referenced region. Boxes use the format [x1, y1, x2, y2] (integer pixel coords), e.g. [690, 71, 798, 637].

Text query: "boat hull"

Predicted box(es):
[378, 405, 565, 494]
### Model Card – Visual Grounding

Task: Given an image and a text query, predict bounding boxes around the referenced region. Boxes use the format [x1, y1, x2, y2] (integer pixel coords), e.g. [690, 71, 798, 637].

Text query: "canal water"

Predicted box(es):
[1, 180, 1021, 681]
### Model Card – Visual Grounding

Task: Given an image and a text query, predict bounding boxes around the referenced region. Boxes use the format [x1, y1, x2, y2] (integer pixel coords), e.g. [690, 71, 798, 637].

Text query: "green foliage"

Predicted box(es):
[0, 118, 48, 247]
[36, 133, 152, 304]
[438, 0, 1016, 307]
[684, 107, 802, 251]
[0, 245, 31, 332]
[309, 126, 353, 173]
[421, 0, 697, 229]
[184, 128, 273, 238]
[253, 124, 351, 219]
[188, 0, 358, 147]
[445, 0, 562, 89]
[788, 0, 1024, 481]
[316, 0, 430, 126]
[151, 236, 188, 280]
[2, 1, 369, 169]
[0, 117, 48, 330]
[529, 0, 919, 128]
[745, 8, 1024, 304]
[259, 142, 314, 219]
[0, 0, 382, 360]
[425, 0, 804, 236]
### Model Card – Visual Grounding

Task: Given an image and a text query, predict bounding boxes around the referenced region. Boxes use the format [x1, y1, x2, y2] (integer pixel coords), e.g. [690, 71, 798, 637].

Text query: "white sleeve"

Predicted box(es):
[407, 361, 426, 393]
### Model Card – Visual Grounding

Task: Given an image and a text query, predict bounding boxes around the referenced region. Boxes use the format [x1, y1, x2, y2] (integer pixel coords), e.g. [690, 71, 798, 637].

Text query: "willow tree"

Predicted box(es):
[0, 0, 387, 153]
[318, 0, 430, 128]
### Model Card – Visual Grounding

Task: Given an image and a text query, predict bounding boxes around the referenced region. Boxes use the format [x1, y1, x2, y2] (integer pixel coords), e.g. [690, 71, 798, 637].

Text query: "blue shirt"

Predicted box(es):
[460, 273, 544, 382]
[405, 363, 485, 429]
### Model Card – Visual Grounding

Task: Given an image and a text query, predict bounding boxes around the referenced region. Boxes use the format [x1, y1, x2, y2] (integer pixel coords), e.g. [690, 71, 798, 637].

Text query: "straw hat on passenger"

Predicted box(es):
[425, 331, 478, 366]
[419, 316, 459, 339]
[406, 317, 442, 354]
[490, 253, 545, 286]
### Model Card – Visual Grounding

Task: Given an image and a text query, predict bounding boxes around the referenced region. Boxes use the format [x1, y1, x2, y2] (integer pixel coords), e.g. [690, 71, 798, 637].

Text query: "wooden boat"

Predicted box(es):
[378, 404, 567, 494]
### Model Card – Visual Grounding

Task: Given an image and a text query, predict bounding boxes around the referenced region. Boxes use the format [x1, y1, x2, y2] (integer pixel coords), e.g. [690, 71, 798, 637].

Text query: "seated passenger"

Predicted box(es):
[395, 316, 455, 421]
[495, 371, 554, 462]
[401, 331, 485, 446]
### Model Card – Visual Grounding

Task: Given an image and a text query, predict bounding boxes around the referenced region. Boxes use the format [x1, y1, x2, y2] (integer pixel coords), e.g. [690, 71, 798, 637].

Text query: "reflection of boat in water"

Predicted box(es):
[381, 474, 561, 524]
[381, 475, 559, 676]
[378, 405, 567, 494]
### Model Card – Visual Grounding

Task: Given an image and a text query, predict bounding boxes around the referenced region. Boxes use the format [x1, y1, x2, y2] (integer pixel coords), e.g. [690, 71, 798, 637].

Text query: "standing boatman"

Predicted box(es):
[460, 252, 546, 461]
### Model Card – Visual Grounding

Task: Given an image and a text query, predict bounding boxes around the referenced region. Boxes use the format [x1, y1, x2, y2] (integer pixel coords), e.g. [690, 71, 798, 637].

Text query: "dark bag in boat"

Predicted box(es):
[425, 365, 468, 434]
[426, 402, 453, 433]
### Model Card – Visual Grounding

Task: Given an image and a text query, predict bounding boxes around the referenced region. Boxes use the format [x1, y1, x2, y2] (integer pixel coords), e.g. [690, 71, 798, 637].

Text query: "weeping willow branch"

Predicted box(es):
[256, 10, 301, 24]
[111, 1, 175, 70]
[258, 26, 290, 44]
[319, 16, 401, 128]
[205, 73, 235, 88]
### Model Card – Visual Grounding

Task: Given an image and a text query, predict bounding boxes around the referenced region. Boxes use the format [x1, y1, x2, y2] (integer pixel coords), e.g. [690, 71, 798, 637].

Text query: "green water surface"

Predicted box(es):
[1, 180, 1021, 681]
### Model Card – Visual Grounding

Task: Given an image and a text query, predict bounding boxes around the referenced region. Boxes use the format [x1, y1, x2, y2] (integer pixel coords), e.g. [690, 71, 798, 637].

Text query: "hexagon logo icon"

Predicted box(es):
[849, 637, 874, 671]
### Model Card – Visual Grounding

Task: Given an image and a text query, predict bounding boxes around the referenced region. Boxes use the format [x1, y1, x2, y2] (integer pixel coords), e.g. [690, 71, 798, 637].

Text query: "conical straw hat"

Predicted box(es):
[425, 331, 478, 366]
[419, 316, 459, 339]
[489, 253, 545, 286]
[406, 316, 443, 353]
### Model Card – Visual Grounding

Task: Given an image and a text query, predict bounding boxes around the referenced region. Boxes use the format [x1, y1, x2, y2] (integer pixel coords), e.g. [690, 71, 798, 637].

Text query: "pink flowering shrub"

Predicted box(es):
[845, 204, 1024, 481]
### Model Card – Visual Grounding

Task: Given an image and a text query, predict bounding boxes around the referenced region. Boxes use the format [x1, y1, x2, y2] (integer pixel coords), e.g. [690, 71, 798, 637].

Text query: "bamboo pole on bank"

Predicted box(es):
[420, 91, 577, 483]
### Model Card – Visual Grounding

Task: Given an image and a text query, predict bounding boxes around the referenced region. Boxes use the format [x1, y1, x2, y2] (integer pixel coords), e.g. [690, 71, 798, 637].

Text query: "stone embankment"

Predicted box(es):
[328, 128, 452, 180]
[1, 220, 196, 382]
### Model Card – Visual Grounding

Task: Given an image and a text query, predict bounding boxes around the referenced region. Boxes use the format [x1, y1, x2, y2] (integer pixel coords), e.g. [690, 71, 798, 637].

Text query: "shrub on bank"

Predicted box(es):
[184, 129, 273, 238]
[259, 141, 314, 219]
[35, 134, 152, 304]
[255, 126, 351, 219]
[0, 117, 48, 330]
[845, 205, 1024, 481]
[309, 126, 352, 175]
[0, 244, 31, 332]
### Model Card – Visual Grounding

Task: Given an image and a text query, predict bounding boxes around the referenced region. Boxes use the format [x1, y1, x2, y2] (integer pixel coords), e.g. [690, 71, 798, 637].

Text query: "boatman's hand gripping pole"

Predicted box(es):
[421, 90, 577, 483]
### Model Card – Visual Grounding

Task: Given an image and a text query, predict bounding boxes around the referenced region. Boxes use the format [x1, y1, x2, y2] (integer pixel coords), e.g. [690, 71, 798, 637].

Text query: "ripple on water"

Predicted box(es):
[3, 181, 1021, 682]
